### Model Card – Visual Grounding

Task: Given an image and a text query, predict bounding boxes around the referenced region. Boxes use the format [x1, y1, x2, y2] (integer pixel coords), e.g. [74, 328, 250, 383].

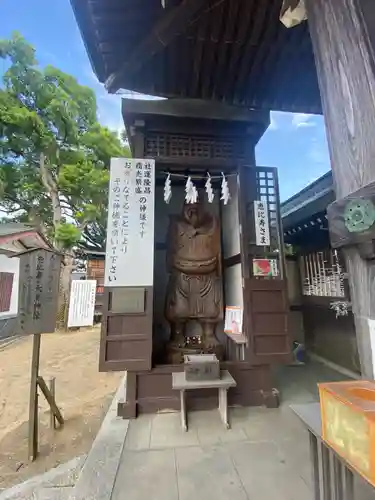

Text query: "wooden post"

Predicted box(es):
[49, 377, 56, 429]
[28, 333, 41, 461]
[28, 335, 64, 461]
[37, 376, 64, 427]
[305, 0, 375, 378]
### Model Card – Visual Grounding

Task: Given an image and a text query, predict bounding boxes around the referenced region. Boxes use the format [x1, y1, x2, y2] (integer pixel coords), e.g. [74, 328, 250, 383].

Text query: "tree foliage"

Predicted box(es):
[0, 32, 130, 251]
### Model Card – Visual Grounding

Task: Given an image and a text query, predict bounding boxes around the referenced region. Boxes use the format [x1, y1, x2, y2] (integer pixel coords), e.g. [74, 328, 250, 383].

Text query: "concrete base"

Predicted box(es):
[118, 361, 275, 418]
[0, 456, 86, 500]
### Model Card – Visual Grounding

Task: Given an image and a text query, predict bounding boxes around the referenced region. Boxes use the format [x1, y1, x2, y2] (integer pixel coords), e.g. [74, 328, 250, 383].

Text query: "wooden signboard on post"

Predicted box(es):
[17, 248, 62, 336]
[11, 248, 64, 461]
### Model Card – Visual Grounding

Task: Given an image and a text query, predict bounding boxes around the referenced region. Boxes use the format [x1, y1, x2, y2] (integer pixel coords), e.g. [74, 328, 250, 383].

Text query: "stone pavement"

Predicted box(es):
[2, 362, 375, 499]
[110, 362, 374, 500]
[114, 406, 311, 500]
[113, 403, 374, 500]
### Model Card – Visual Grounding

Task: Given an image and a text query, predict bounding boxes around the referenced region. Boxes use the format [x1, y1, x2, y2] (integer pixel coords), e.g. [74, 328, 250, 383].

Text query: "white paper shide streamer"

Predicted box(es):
[185, 176, 198, 204]
[205, 173, 214, 203]
[164, 173, 172, 204]
[220, 173, 230, 205]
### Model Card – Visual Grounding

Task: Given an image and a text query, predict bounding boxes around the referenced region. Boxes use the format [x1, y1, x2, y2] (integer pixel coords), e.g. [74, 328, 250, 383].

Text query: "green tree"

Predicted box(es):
[0, 33, 130, 325]
[0, 33, 129, 249]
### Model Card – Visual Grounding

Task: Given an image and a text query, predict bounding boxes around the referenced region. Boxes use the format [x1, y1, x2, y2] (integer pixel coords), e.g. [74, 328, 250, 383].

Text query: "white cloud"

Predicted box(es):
[291, 113, 316, 129]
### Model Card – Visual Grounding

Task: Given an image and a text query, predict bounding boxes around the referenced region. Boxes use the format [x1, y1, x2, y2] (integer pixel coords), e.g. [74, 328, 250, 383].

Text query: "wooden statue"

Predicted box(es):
[165, 202, 223, 354]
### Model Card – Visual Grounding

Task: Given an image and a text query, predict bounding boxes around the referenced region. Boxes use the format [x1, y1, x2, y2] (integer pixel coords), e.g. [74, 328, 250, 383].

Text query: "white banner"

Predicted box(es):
[0, 254, 20, 319]
[68, 280, 96, 328]
[105, 158, 155, 287]
[254, 200, 270, 246]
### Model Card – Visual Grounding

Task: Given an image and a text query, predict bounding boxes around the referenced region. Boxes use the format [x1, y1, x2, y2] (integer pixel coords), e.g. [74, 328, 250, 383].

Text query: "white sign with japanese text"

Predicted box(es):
[224, 306, 243, 335]
[105, 158, 155, 287]
[254, 200, 270, 246]
[68, 280, 96, 328]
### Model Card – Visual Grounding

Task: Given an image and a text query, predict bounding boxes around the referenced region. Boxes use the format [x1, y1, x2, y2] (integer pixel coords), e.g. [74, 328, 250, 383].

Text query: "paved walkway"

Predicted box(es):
[110, 362, 374, 500]
[114, 406, 311, 500]
[3, 362, 374, 499]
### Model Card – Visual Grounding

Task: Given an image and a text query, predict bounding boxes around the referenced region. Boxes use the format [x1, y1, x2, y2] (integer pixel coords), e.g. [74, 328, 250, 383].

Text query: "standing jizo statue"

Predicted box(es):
[165, 201, 223, 358]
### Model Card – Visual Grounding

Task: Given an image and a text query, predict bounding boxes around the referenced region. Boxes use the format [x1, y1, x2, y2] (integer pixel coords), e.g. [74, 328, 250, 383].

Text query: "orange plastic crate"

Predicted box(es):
[319, 380, 375, 486]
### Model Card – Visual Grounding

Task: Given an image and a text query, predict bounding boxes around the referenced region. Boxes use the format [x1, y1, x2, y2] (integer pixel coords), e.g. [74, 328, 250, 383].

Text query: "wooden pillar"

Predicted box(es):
[305, 0, 375, 377]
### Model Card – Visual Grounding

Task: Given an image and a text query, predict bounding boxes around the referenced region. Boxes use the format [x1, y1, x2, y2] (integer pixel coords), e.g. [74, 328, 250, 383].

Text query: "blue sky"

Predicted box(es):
[0, 0, 331, 201]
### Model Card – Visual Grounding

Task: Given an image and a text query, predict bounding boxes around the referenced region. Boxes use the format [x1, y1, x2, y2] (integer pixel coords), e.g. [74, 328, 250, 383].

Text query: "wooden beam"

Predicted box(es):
[233, 0, 273, 103]
[305, 0, 375, 378]
[37, 376, 65, 427]
[212, 0, 241, 100]
[105, 0, 208, 93]
[223, 0, 253, 102]
[189, 3, 209, 97]
[200, 0, 225, 99]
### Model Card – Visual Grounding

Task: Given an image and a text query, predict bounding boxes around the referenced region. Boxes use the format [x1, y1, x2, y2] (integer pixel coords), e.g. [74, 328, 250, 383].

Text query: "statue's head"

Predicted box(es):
[183, 202, 204, 228]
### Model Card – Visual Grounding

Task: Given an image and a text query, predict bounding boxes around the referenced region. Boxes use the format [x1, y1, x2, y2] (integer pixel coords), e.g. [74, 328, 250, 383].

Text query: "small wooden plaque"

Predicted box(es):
[110, 288, 146, 314]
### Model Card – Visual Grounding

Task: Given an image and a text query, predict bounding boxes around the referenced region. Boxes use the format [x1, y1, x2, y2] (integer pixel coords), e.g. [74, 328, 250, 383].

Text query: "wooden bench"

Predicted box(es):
[172, 370, 237, 431]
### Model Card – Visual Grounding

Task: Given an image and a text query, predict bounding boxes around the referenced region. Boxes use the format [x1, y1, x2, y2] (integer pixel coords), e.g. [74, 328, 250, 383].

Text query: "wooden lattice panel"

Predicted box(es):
[255, 169, 279, 249]
[300, 249, 347, 298]
[241, 166, 284, 279]
[145, 133, 245, 161]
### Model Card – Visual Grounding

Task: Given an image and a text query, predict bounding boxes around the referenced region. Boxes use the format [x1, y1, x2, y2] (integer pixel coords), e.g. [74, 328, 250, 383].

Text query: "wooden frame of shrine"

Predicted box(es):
[282, 172, 360, 375]
[99, 98, 290, 416]
[72, 0, 375, 407]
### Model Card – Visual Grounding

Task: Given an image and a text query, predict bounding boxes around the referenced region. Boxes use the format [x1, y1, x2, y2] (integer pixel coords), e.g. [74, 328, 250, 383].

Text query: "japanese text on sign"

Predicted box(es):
[254, 200, 270, 246]
[136, 160, 153, 239]
[68, 280, 96, 328]
[33, 254, 44, 320]
[105, 158, 155, 287]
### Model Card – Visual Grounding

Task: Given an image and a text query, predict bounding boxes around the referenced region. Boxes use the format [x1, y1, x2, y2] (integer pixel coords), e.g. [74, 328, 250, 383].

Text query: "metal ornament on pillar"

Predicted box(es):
[327, 182, 375, 260]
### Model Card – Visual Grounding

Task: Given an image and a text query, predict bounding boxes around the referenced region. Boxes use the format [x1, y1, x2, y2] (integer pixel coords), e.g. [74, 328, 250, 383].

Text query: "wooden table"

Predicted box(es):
[172, 370, 237, 431]
[291, 403, 375, 500]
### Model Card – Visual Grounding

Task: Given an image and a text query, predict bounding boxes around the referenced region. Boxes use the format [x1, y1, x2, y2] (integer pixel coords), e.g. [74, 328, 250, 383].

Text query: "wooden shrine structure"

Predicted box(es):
[282, 173, 360, 375]
[71, 0, 375, 410]
[101, 99, 290, 415]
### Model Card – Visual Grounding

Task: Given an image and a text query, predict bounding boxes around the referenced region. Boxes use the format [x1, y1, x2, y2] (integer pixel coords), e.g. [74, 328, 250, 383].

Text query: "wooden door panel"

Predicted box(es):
[244, 279, 291, 364]
[252, 313, 288, 334]
[251, 289, 287, 312]
[99, 287, 153, 372]
[238, 165, 291, 365]
[253, 335, 290, 355]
